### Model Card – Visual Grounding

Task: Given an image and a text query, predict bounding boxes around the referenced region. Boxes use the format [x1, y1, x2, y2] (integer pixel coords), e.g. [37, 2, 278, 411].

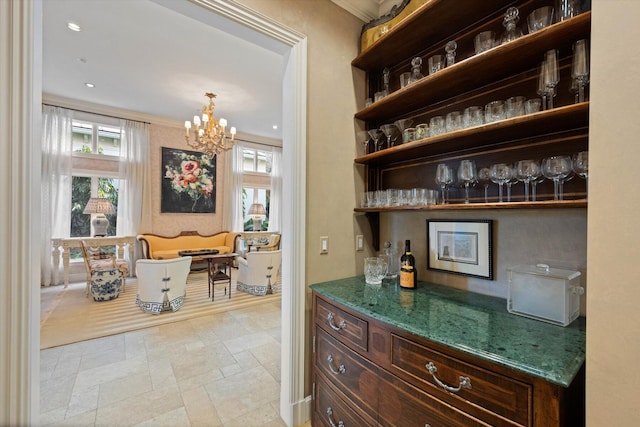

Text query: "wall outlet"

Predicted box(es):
[356, 235, 364, 251]
[320, 236, 329, 254]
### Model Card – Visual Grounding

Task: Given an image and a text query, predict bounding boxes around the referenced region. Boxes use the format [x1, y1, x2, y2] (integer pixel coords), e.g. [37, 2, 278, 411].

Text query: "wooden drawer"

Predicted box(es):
[315, 296, 368, 353]
[378, 369, 491, 427]
[315, 326, 378, 417]
[314, 371, 376, 427]
[391, 334, 532, 426]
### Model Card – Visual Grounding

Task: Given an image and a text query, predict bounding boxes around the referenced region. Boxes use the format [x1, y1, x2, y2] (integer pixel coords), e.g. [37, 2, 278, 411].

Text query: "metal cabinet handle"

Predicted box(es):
[425, 361, 472, 394]
[327, 354, 346, 375]
[326, 407, 345, 427]
[327, 312, 346, 331]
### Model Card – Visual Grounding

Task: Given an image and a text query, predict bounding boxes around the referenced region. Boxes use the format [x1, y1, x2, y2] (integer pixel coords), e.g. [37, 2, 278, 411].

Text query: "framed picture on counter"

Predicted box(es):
[426, 219, 493, 280]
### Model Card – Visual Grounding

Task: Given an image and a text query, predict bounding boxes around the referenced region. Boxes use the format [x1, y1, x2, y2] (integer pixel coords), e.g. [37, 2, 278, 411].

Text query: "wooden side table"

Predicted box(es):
[199, 253, 237, 301]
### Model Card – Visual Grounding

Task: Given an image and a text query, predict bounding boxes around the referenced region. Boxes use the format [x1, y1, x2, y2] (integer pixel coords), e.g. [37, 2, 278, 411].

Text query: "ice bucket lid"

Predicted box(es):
[507, 264, 581, 280]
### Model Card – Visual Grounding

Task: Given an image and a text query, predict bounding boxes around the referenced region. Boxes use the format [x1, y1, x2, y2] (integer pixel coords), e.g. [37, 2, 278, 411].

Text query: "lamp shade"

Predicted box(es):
[83, 197, 115, 215]
[248, 203, 266, 218]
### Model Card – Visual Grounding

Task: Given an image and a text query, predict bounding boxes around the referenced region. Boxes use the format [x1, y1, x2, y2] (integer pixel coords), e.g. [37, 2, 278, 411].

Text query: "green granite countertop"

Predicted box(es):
[310, 276, 586, 387]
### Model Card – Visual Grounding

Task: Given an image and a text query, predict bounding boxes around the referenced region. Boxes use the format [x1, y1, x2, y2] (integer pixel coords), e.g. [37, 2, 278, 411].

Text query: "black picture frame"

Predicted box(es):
[161, 147, 216, 214]
[426, 219, 494, 280]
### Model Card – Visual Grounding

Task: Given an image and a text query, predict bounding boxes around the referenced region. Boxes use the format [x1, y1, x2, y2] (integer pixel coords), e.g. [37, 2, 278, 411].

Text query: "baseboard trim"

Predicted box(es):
[292, 395, 312, 426]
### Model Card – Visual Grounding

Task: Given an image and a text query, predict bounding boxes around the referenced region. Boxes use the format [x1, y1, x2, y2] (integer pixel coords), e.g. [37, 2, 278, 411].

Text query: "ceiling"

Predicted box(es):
[42, 0, 382, 140]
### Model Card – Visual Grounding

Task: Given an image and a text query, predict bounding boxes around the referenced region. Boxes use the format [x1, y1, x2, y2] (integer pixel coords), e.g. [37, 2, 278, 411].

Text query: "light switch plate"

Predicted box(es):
[356, 235, 364, 251]
[320, 236, 329, 254]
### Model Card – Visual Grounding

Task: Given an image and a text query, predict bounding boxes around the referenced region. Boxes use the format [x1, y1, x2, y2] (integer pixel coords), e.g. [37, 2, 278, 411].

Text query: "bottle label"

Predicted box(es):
[400, 266, 415, 289]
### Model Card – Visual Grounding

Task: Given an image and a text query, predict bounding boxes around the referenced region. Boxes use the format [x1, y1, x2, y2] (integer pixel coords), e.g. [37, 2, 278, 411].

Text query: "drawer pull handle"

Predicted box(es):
[425, 361, 472, 394]
[327, 313, 346, 331]
[327, 354, 346, 375]
[326, 407, 345, 427]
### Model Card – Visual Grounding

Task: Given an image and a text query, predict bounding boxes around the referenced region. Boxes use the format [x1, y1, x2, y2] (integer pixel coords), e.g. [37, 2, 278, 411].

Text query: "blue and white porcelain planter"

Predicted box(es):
[90, 268, 123, 301]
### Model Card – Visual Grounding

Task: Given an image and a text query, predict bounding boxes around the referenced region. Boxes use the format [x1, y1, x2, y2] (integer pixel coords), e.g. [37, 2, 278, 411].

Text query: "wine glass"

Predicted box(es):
[477, 167, 491, 203]
[572, 39, 590, 103]
[573, 151, 589, 196]
[516, 159, 540, 202]
[357, 130, 371, 156]
[435, 163, 453, 204]
[505, 165, 518, 202]
[368, 129, 385, 152]
[542, 156, 573, 200]
[457, 160, 477, 204]
[537, 61, 548, 111]
[544, 50, 559, 109]
[394, 119, 414, 144]
[380, 124, 399, 149]
[489, 163, 512, 202]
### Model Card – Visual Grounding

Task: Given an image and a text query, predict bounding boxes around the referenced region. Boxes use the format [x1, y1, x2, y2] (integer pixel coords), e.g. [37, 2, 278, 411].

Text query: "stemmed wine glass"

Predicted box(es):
[573, 151, 589, 196]
[544, 50, 559, 109]
[380, 124, 399, 149]
[516, 159, 540, 202]
[542, 156, 573, 200]
[572, 39, 590, 103]
[368, 129, 385, 152]
[457, 160, 477, 204]
[505, 165, 518, 202]
[537, 61, 548, 111]
[394, 119, 414, 144]
[477, 167, 491, 203]
[489, 163, 512, 203]
[357, 130, 370, 156]
[435, 163, 454, 204]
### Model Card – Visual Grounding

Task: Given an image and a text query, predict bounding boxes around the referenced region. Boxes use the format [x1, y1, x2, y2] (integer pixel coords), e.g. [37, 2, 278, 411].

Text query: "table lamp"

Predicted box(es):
[248, 203, 266, 231]
[83, 197, 115, 237]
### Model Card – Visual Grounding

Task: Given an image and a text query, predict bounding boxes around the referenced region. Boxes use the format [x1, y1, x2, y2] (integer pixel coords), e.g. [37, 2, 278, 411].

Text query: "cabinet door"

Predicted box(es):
[377, 369, 492, 427]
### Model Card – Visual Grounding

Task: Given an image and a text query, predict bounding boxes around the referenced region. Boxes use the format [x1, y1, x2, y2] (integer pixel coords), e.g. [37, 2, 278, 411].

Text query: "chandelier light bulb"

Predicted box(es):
[184, 121, 191, 129]
[219, 118, 227, 128]
[231, 127, 237, 136]
[193, 115, 200, 126]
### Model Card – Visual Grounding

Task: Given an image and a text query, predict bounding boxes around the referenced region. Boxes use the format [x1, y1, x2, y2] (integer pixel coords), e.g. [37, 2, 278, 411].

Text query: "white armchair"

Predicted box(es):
[237, 250, 281, 296]
[135, 256, 192, 314]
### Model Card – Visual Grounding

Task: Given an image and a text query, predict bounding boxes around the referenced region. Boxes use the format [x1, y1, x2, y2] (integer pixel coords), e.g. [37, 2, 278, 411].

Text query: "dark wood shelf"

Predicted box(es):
[354, 12, 591, 123]
[355, 102, 589, 166]
[352, 0, 513, 70]
[355, 199, 587, 213]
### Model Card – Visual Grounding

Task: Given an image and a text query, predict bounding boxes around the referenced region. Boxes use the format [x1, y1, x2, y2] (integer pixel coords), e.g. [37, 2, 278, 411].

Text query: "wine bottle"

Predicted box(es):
[399, 239, 417, 289]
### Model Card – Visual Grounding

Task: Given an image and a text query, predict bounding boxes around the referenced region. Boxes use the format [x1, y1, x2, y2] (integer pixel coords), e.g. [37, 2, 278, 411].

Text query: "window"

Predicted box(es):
[69, 120, 121, 257]
[243, 187, 270, 231]
[241, 147, 273, 231]
[242, 148, 272, 173]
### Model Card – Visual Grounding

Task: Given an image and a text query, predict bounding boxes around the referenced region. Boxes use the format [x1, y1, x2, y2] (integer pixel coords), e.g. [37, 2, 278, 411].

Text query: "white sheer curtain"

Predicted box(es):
[118, 119, 151, 262]
[223, 143, 245, 232]
[268, 147, 282, 232]
[41, 106, 73, 286]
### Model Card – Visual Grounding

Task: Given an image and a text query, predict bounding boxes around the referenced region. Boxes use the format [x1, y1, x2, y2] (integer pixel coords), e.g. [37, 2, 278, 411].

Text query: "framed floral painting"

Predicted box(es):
[161, 147, 216, 213]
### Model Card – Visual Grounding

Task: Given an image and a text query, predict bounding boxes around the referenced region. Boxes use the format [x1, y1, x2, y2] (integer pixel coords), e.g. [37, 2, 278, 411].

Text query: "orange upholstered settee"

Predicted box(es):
[137, 231, 240, 260]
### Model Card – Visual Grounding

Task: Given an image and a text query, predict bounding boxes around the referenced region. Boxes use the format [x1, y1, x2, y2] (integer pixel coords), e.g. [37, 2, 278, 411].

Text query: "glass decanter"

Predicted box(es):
[445, 40, 457, 67]
[409, 57, 424, 84]
[500, 7, 523, 45]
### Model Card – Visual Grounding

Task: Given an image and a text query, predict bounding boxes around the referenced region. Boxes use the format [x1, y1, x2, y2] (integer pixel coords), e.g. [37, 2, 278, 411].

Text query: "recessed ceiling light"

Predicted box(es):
[272, 125, 278, 130]
[84, 82, 95, 88]
[67, 22, 81, 32]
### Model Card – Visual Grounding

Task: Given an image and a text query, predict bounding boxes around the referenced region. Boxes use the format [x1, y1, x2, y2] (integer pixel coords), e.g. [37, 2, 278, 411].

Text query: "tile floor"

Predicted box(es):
[40, 294, 285, 427]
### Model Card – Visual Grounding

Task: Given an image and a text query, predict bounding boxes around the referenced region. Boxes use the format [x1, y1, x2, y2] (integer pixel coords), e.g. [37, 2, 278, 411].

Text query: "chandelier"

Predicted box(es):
[184, 92, 236, 157]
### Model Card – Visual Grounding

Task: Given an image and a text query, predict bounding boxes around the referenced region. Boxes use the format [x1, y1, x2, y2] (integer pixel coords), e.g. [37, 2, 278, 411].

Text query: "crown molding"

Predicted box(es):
[330, 0, 380, 22]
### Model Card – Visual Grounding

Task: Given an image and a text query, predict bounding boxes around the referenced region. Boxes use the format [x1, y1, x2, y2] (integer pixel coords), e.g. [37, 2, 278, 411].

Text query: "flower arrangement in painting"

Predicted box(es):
[162, 148, 215, 213]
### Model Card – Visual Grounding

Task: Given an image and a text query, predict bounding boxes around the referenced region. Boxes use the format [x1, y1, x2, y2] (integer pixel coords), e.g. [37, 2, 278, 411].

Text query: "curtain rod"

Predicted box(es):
[42, 103, 151, 125]
[235, 137, 282, 149]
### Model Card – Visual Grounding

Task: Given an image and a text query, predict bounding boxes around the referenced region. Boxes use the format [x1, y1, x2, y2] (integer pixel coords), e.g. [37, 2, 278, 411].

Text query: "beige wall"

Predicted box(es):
[236, 0, 366, 278]
[587, 0, 640, 424]
[147, 124, 226, 236]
